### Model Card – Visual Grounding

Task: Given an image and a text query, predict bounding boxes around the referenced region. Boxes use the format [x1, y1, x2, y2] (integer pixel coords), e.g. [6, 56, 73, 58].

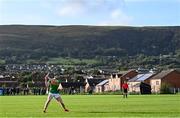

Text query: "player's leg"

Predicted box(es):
[125, 89, 128, 98]
[43, 94, 53, 113]
[123, 89, 125, 98]
[124, 89, 127, 98]
[55, 95, 69, 112]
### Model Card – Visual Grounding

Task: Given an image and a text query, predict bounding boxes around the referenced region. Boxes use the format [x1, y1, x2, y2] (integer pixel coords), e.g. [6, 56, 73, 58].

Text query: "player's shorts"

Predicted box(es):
[123, 89, 128, 93]
[48, 93, 61, 99]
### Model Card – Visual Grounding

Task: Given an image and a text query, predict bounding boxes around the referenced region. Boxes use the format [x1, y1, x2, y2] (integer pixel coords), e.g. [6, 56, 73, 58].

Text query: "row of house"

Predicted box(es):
[0, 69, 180, 94]
[94, 69, 180, 93]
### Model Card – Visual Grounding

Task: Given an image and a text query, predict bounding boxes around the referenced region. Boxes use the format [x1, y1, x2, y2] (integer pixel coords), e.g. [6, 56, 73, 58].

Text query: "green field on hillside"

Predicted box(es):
[0, 95, 180, 117]
[26, 57, 100, 65]
[47, 57, 100, 65]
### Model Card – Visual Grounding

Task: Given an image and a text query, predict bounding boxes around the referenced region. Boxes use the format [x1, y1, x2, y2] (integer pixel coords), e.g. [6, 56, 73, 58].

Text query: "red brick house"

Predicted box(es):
[108, 70, 138, 91]
[150, 69, 180, 93]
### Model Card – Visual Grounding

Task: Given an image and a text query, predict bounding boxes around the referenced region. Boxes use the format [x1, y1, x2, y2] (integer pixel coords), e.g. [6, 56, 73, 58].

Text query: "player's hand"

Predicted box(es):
[46, 72, 50, 76]
[45, 72, 49, 80]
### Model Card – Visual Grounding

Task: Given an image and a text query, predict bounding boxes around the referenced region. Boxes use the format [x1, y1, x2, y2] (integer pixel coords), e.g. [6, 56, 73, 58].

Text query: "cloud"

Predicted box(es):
[56, 0, 125, 17]
[40, 0, 132, 25]
[54, 0, 132, 25]
[111, 9, 126, 19]
[98, 9, 132, 26]
[57, 0, 86, 17]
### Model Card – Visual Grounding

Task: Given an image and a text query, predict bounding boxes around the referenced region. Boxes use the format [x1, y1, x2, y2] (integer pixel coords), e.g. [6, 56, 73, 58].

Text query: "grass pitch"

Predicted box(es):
[0, 95, 180, 117]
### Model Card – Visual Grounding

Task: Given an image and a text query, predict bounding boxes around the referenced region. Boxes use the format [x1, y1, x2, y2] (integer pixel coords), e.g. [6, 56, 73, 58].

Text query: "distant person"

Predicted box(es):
[122, 80, 129, 98]
[23, 88, 26, 95]
[38, 88, 41, 95]
[88, 87, 93, 95]
[42, 88, 46, 95]
[2, 87, 5, 95]
[12, 87, 16, 95]
[33, 87, 36, 95]
[9, 88, 13, 95]
[43, 73, 69, 113]
[16, 88, 20, 95]
[6, 88, 10, 95]
[27, 88, 29, 95]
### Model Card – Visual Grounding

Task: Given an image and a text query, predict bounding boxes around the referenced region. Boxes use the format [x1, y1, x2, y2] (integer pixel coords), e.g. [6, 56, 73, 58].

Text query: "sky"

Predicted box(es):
[0, 0, 180, 26]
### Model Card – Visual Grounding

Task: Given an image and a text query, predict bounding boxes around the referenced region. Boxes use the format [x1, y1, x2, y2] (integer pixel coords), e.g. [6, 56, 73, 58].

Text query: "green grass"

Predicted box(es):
[0, 95, 180, 117]
[47, 57, 100, 65]
[26, 57, 100, 65]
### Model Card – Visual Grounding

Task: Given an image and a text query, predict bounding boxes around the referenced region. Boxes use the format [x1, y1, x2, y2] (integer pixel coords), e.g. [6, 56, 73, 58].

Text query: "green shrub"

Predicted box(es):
[160, 83, 172, 94]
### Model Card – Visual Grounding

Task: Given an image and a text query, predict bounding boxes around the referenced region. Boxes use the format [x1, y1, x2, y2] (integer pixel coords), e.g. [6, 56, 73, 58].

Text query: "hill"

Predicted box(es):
[0, 25, 179, 66]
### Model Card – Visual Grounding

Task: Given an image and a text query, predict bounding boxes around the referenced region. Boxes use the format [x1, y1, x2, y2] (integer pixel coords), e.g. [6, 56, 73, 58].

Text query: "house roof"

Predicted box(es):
[61, 82, 85, 88]
[138, 73, 154, 81]
[150, 69, 176, 80]
[120, 69, 137, 77]
[87, 79, 106, 86]
[128, 74, 144, 82]
[128, 73, 154, 82]
[96, 80, 109, 86]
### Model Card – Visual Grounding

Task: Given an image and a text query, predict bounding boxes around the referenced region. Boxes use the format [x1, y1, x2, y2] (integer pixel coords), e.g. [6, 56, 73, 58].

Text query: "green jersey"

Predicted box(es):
[48, 79, 61, 94]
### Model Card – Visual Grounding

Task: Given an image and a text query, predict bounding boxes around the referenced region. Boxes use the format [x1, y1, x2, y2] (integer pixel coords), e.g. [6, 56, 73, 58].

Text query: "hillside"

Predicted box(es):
[0, 25, 180, 65]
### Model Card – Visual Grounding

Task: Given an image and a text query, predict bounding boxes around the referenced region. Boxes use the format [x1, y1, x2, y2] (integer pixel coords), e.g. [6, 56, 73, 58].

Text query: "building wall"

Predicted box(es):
[109, 75, 121, 91]
[128, 82, 140, 93]
[150, 79, 161, 93]
[95, 86, 102, 93]
[95, 83, 109, 93]
[162, 71, 180, 88]
[104, 84, 110, 92]
[150, 70, 180, 93]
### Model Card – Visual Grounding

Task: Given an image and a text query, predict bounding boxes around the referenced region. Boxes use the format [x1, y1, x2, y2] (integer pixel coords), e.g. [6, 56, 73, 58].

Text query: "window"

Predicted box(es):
[112, 75, 116, 78]
[156, 81, 159, 85]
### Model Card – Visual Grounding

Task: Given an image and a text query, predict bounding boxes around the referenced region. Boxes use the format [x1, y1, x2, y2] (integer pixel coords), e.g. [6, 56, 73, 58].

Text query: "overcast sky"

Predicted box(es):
[0, 0, 179, 26]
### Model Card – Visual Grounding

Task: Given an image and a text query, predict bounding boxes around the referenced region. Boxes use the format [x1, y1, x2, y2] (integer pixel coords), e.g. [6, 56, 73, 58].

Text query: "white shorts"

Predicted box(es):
[48, 93, 61, 99]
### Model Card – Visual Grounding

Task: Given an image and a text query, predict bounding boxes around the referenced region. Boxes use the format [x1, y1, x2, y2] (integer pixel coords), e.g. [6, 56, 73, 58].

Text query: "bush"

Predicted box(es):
[160, 83, 172, 94]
